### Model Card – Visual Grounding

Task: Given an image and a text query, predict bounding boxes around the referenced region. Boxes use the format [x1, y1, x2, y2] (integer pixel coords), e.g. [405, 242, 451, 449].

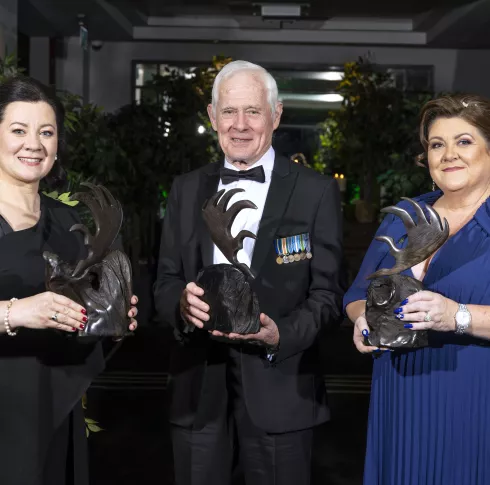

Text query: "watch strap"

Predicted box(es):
[455, 303, 471, 335]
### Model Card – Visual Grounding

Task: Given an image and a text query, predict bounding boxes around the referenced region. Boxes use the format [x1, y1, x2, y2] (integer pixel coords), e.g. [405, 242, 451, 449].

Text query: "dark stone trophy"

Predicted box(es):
[365, 198, 449, 349]
[43, 183, 133, 337]
[195, 188, 260, 334]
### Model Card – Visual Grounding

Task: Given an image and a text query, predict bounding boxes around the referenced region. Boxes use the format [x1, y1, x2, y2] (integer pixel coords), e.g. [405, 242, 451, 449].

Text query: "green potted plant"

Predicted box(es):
[315, 58, 432, 220]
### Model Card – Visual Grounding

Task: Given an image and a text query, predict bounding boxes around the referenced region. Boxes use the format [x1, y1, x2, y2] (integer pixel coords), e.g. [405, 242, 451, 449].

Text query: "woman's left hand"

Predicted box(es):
[128, 295, 138, 332]
[396, 291, 458, 332]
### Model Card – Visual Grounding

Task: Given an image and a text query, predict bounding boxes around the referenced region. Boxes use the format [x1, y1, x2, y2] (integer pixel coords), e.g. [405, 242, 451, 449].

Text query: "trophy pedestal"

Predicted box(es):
[366, 274, 428, 349]
[196, 264, 260, 334]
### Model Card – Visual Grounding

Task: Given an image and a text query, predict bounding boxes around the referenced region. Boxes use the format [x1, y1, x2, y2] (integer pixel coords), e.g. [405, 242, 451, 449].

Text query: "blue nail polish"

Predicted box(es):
[404, 324, 413, 329]
[401, 299, 409, 305]
[362, 329, 369, 337]
[394, 307, 403, 314]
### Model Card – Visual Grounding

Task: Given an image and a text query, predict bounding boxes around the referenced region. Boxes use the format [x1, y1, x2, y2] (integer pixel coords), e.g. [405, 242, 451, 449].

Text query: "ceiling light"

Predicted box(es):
[321, 94, 344, 102]
[279, 93, 344, 104]
[322, 72, 345, 81]
[257, 3, 305, 18]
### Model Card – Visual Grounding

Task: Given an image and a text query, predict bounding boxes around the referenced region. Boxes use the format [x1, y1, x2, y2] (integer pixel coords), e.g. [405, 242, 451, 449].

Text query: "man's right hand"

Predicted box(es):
[180, 282, 209, 329]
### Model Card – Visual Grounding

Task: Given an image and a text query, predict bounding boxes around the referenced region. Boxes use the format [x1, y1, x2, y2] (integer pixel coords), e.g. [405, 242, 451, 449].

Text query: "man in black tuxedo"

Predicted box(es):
[154, 60, 344, 485]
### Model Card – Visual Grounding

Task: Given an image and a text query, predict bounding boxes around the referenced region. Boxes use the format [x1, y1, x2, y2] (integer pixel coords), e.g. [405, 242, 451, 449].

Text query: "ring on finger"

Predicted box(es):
[51, 311, 59, 322]
[424, 311, 432, 322]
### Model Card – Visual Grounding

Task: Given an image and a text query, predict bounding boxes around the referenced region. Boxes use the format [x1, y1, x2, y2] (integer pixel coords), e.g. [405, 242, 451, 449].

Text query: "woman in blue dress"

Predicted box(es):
[344, 93, 490, 485]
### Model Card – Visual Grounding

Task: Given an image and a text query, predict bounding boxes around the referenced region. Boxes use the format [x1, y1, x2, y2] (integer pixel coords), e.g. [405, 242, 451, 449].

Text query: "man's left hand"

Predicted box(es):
[209, 313, 279, 347]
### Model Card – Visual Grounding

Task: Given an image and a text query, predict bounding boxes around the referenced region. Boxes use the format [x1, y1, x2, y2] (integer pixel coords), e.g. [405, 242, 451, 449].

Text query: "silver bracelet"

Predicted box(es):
[4, 298, 18, 337]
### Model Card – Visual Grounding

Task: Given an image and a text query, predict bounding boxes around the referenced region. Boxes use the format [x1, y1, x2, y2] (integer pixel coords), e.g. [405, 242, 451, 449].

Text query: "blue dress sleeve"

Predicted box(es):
[343, 213, 396, 312]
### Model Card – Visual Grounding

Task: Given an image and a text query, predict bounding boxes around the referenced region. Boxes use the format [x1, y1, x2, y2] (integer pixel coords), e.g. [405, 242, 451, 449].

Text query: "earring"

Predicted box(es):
[55, 154, 58, 161]
[432, 180, 436, 191]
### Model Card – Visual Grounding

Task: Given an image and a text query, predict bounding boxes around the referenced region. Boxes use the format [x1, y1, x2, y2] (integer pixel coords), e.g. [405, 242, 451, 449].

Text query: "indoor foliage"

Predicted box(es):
[315, 57, 433, 211]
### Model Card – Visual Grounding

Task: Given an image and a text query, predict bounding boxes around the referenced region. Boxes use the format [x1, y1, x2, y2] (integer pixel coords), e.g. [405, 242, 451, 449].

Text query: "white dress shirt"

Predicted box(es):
[213, 146, 275, 268]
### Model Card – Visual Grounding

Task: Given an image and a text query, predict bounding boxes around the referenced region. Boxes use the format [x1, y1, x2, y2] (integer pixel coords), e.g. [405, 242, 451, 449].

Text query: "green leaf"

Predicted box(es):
[42, 190, 59, 199]
[58, 193, 79, 206]
[42, 191, 79, 206]
[87, 423, 103, 433]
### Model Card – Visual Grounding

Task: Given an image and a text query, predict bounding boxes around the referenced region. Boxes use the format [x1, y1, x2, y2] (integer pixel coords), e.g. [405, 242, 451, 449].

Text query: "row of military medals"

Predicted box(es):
[274, 233, 312, 265]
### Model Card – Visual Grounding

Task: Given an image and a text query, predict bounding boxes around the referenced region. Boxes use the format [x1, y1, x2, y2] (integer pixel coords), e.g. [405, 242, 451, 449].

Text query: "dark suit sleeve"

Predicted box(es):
[274, 178, 344, 363]
[153, 176, 186, 330]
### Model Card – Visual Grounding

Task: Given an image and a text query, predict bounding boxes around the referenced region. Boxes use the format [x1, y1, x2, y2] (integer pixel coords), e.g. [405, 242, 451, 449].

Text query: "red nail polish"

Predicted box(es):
[81, 309, 87, 315]
[80, 324, 85, 330]
[82, 316, 88, 322]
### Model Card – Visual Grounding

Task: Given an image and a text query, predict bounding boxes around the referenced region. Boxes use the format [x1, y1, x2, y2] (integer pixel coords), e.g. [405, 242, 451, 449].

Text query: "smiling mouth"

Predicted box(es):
[442, 166, 464, 172]
[231, 138, 252, 143]
[18, 157, 43, 166]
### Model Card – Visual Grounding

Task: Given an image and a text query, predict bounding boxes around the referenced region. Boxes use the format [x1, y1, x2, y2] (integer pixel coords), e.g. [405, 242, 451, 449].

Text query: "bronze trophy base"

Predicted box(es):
[196, 264, 260, 334]
[366, 274, 428, 349]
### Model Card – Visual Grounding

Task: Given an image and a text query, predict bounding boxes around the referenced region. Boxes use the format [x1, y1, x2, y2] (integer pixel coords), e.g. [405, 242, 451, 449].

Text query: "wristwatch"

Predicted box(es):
[454, 303, 472, 335]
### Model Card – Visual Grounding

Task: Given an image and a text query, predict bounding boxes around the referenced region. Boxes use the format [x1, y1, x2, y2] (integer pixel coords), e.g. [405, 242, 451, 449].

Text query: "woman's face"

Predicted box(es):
[428, 116, 490, 194]
[0, 101, 58, 186]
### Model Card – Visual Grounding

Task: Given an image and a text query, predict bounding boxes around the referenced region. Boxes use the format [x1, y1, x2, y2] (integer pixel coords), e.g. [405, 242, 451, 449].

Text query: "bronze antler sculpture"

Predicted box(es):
[365, 198, 449, 348]
[196, 188, 260, 334]
[43, 183, 133, 337]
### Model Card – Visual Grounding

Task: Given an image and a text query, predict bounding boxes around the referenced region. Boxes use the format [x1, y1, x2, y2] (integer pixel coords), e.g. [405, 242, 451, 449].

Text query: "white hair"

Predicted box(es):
[211, 60, 280, 118]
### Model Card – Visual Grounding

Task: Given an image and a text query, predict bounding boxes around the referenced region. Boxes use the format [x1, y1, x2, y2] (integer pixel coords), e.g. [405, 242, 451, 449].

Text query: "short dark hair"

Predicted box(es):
[0, 75, 66, 187]
[417, 93, 490, 165]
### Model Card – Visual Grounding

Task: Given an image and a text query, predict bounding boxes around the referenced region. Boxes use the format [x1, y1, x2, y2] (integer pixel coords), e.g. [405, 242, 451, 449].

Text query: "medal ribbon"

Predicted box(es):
[274, 238, 283, 257]
[282, 237, 288, 256]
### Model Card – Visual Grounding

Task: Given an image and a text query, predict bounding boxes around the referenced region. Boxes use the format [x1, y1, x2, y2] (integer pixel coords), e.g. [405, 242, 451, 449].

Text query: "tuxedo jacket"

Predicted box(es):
[154, 154, 344, 433]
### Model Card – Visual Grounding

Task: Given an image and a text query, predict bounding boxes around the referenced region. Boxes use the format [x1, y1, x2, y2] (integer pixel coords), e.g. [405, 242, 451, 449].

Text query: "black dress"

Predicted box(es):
[0, 194, 104, 485]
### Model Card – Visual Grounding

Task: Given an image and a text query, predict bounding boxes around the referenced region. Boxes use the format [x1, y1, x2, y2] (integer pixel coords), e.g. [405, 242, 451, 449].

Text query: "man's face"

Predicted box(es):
[207, 71, 283, 168]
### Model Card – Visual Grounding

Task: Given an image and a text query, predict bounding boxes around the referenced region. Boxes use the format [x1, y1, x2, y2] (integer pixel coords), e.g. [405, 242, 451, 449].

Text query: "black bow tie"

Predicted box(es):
[220, 165, 266, 185]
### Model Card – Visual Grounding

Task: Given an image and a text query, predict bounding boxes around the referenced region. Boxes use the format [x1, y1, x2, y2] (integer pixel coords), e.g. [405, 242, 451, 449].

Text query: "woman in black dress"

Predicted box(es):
[0, 76, 138, 484]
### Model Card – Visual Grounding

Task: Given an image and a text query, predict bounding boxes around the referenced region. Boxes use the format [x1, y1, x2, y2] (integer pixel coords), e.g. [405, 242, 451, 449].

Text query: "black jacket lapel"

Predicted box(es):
[198, 163, 221, 267]
[251, 155, 297, 277]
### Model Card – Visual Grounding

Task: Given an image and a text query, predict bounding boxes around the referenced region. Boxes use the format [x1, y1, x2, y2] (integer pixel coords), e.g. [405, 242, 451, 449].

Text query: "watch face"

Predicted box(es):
[457, 311, 471, 326]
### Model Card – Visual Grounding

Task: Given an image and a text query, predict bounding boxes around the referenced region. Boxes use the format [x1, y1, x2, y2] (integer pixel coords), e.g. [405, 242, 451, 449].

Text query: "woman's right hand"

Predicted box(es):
[353, 313, 380, 354]
[9, 292, 87, 333]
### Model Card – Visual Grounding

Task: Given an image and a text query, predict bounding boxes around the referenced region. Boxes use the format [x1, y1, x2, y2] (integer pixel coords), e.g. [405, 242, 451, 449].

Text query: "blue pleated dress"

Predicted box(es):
[344, 191, 490, 485]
